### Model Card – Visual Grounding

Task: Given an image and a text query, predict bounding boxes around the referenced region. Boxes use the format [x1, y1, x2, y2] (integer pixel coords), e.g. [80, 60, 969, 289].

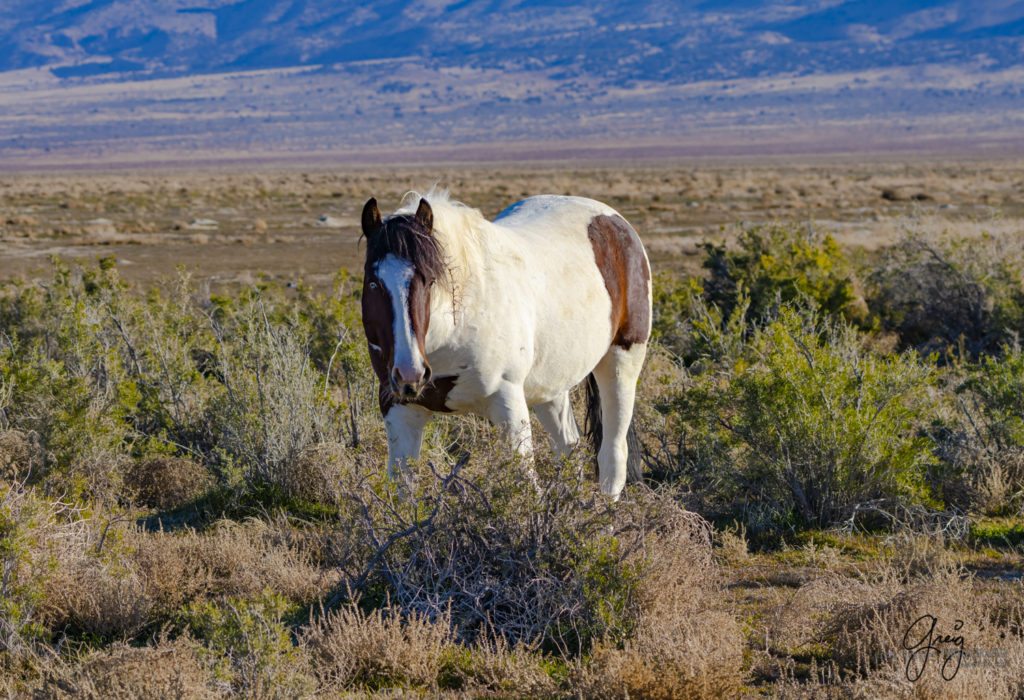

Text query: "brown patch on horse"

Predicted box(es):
[587, 214, 651, 350]
[407, 272, 431, 360]
[378, 375, 458, 416]
[361, 277, 394, 364]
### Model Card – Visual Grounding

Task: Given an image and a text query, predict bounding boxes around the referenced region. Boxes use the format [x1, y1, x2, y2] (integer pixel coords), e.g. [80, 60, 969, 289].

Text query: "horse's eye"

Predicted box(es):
[369, 282, 378, 290]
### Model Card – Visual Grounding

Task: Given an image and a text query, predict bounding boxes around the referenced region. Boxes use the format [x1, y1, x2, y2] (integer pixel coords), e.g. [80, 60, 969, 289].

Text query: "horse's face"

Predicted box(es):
[361, 197, 440, 400]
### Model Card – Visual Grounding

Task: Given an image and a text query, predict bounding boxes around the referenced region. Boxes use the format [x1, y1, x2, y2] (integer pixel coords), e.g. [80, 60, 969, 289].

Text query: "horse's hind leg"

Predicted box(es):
[591, 343, 647, 500]
[534, 391, 580, 456]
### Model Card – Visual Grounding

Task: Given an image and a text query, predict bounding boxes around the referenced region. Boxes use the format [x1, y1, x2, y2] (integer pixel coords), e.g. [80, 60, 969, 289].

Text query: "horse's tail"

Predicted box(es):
[584, 374, 644, 484]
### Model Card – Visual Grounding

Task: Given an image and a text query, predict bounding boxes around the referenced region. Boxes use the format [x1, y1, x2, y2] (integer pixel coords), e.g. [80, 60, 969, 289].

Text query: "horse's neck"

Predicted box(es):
[427, 221, 512, 347]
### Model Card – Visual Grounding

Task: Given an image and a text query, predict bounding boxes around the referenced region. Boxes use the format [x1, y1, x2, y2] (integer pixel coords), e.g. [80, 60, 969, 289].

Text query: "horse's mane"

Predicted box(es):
[393, 188, 488, 294]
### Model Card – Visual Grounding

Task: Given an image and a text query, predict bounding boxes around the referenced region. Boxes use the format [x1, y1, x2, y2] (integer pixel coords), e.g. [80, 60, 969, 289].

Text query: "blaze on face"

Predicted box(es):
[360, 197, 443, 402]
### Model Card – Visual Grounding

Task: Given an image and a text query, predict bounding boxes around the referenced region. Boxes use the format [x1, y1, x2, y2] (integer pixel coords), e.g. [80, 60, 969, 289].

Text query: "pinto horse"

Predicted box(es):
[360, 191, 651, 500]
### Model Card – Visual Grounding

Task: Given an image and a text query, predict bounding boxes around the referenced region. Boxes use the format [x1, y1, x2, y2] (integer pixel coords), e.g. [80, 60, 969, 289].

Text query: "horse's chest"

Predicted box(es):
[426, 307, 610, 409]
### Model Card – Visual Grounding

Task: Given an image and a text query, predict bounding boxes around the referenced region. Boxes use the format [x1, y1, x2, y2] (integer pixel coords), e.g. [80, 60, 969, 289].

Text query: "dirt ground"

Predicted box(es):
[2, 158, 1023, 290]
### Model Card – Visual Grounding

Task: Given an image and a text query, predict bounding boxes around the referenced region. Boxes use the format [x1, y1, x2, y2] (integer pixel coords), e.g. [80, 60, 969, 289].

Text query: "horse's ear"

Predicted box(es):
[415, 198, 433, 232]
[362, 197, 382, 238]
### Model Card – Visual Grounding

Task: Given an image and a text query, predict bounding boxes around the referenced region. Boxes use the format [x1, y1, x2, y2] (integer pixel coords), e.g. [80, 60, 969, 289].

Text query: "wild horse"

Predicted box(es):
[360, 191, 650, 499]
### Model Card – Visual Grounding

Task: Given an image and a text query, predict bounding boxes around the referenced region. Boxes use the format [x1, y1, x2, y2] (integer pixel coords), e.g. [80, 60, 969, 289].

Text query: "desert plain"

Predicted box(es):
[1, 157, 1024, 698]
[2, 158, 1023, 288]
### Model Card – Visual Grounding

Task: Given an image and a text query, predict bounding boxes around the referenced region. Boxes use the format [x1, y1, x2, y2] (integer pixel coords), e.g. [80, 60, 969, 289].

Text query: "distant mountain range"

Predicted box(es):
[0, 1, 1023, 166]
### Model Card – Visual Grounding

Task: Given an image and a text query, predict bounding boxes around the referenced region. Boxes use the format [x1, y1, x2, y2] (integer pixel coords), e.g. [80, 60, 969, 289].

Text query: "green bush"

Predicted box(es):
[0, 259, 138, 487]
[207, 297, 337, 491]
[649, 273, 750, 365]
[869, 232, 1024, 359]
[179, 590, 311, 696]
[0, 258, 368, 506]
[701, 224, 863, 326]
[961, 345, 1024, 449]
[667, 307, 938, 530]
[0, 483, 53, 659]
[933, 345, 1024, 515]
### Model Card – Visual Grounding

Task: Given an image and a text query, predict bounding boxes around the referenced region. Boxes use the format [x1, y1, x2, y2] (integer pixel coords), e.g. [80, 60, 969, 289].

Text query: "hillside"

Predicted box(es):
[0, 1, 1023, 165]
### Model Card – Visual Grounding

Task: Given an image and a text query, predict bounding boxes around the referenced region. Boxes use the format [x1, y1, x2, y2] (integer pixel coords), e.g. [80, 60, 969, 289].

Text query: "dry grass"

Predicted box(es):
[41, 555, 153, 642]
[578, 521, 745, 699]
[131, 518, 341, 611]
[761, 534, 1024, 699]
[302, 603, 453, 692]
[1, 161, 1022, 290]
[439, 634, 557, 697]
[4, 470, 1021, 697]
[0, 430, 41, 481]
[125, 456, 211, 511]
[716, 522, 752, 565]
[36, 634, 224, 700]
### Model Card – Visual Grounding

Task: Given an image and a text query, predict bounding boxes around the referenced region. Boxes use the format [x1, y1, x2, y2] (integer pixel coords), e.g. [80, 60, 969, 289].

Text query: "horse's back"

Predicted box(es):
[493, 195, 617, 233]
[488, 195, 651, 403]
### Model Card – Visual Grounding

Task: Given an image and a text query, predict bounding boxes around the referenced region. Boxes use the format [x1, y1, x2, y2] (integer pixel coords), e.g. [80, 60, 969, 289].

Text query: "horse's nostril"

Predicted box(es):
[422, 365, 432, 383]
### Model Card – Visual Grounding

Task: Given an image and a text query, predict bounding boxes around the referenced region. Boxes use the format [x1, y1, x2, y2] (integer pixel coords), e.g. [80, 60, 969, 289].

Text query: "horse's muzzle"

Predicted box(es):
[390, 363, 432, 398]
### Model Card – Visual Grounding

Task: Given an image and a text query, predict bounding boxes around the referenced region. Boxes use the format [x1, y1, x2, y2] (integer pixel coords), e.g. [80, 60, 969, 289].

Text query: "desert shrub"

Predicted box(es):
[302, 602, 563, 696]
[118, 276, 221, 461]
[338, 442, 716, 656]
[576, 514, 745, 699]
[0, 329, 135, 500]
[125, 456, 211, 511]
[650, 273, 705, 358]
[0, 258, 376, 507]
[281, 441, 356, 504]
[649, 272, 752, 366]
[631, 295, 751, 486]
[774, 563, 1024, 698]
[302, 602, 453, 691]
[932, 422, 1024, 518]
[665, 307, 938, 530]
[1, 481, 156, 649]
[207, 296, 339, 491]
[929, 346, 1024, 515]
[869, 231, 1024, 359]
[0, 482, 60, 665]
[437, 634, 558, 696]
[42, 553, 153, 643]
[35, 634, 223, 700]
[291, 271, 372, 387]
[179, 590, 314, 697]
[131, 518, 340, 615]
[0, 260, 205, 500]
[0, 429, 42, 482]
[701, 224, 863, 326]
[962, 346, 1024, 449]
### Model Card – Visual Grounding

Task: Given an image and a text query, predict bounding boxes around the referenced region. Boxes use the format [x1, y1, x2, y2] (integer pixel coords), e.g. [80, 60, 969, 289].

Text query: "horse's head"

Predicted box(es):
[361, 196, 444, 400]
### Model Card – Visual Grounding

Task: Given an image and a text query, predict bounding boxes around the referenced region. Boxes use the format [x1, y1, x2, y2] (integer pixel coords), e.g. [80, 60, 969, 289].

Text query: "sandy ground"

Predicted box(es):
[1, 159, 1022, 289]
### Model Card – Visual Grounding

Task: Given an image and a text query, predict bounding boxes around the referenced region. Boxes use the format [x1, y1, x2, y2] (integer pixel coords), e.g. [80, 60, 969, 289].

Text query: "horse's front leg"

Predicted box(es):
[486, 383, 539, 487]
[383, 402, 431, 479]
[486, 383, 533, 456]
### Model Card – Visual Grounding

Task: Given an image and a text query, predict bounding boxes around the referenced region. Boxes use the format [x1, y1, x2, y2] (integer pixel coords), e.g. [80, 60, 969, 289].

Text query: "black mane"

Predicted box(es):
[364, 214, 449, 285]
